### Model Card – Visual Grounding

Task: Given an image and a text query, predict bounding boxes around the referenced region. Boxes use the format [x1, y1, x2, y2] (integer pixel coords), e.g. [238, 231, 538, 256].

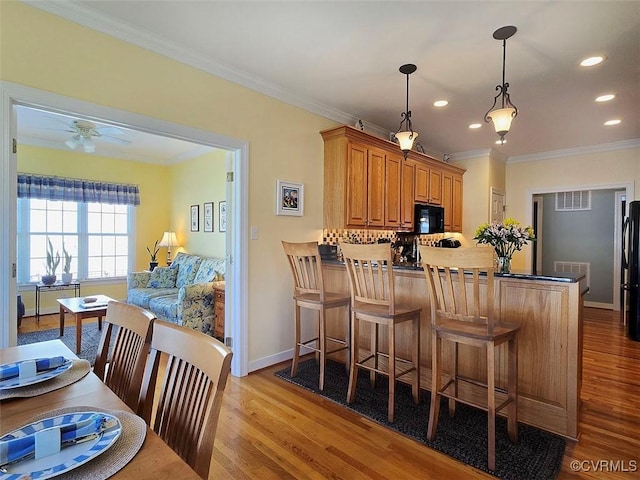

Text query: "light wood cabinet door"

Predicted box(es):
[367, 148, 386, 227]
[428, 168, 443, 205]
[346, 142, 368, 227]
[442, 172, 453, 231]
[401, 161, 415, 228]
[385, 154, 402, 227]
[414, 162, 429, 203]
[442, 172, 463, 232]
[452, 174, 463, 231]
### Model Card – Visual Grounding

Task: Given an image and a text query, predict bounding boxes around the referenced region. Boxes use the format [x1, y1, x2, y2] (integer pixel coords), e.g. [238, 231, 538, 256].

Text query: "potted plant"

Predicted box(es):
[147, 240, 160, 271]
[61, 243, 73, 284]
[41, 237, 60, 285]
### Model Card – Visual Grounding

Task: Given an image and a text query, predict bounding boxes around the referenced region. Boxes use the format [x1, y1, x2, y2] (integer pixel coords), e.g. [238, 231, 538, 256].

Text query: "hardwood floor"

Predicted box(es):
[24, 308, 639, 479]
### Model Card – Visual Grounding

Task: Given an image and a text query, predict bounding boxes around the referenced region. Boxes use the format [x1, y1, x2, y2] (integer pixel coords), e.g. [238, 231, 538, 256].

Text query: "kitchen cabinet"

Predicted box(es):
[385, 154, 402, 228]
[442, 172, 463, 232]
[321, 125, 465, 230]
[344, 142, 385, 227]
[401, 161, 415, 228]
[414, 162, 442, 205]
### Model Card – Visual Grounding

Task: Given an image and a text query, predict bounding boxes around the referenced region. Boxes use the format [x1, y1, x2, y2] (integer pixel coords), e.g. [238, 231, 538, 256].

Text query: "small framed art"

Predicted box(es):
[276, 180, 304, 216]
[204, 202, 214, 232]
[190, 204, 199, 232]
[219, 201, 227, 232]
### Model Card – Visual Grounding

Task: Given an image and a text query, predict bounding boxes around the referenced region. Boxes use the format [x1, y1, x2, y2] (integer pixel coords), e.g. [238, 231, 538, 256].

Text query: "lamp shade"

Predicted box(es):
[395, 131, 418, 152]
[158, 231, 179, 248]
[486, 107, 516, 135]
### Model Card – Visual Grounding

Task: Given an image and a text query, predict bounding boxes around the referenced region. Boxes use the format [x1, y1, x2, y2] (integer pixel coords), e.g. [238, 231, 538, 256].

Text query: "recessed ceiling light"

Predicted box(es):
[580, 56, 604, 67]
[469, 123, 482, 129]
[495, 139, 506, 145]
[433, 100, 448, 107]
[595, 94, 615, 102]
[604, 119, 621, 126]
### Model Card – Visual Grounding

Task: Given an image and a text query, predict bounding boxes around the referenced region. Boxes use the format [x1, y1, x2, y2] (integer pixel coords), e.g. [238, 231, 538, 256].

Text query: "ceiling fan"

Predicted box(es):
[62, 119, 131, 153]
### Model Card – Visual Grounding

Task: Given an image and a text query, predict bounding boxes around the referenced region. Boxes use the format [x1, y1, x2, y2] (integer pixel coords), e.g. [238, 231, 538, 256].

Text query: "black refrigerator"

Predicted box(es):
[623, 200, 640, 341]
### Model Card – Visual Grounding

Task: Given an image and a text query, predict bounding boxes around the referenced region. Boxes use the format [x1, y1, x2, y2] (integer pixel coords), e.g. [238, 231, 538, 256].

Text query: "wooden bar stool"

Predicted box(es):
[341, 243, 421, 423]
[282, 241, 351, 390]
[420, 246, 520, 471]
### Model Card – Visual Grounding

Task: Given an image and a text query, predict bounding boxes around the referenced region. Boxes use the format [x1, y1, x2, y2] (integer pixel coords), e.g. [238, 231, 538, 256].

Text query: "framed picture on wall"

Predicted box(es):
[276, 180, 304, 216]
[204, 202, 214, 232]
[219, 201, 227, 232]
[190, 204, 199, 232]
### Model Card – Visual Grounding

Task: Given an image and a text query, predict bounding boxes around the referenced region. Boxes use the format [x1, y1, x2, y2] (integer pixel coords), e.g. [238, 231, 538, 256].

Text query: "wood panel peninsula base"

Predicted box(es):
[322, 263, 586, 439]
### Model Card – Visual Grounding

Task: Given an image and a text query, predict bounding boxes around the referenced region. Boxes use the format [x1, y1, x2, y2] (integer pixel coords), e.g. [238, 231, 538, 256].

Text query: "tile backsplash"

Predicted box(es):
[322, 229, 447, 246]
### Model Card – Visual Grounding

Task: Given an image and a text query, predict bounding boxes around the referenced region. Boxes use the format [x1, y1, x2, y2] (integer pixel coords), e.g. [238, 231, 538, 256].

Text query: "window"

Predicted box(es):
[17, 198, 134, 283]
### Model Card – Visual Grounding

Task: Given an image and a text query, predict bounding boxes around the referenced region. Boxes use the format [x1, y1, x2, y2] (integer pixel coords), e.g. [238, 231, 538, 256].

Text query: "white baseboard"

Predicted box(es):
[584, 301, 613, 310]
[247, 345, 315, 373]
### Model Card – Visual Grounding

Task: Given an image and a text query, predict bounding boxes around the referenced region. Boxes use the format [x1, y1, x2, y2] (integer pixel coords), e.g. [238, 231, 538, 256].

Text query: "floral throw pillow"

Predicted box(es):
[146, 266, 177, 288]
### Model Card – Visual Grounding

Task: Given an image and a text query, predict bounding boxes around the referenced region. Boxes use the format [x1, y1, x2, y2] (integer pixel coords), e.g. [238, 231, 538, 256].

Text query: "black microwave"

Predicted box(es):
[414, 204, 445, 234]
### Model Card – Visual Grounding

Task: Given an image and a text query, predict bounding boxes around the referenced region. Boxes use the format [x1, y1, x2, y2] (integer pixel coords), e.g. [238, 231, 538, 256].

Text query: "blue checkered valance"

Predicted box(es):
[17, 173, 140, 206]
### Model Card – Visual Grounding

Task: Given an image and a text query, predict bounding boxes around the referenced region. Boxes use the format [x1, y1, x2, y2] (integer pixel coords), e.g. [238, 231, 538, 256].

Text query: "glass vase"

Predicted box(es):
[497, 256, 511, 274]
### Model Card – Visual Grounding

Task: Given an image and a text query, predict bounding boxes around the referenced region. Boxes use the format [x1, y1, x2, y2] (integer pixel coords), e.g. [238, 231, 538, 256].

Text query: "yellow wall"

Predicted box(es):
[4, 3, 637, 366]
[16, 144, 171, 312]
[505, 146, 639, 269]
[2, 2, 337, 366]
[169, 150, 227, 259]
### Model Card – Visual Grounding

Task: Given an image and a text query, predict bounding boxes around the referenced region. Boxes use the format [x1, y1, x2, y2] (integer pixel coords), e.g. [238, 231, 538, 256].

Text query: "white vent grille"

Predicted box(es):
[555, 191, 591, 211]
[554, 261, 590, 288]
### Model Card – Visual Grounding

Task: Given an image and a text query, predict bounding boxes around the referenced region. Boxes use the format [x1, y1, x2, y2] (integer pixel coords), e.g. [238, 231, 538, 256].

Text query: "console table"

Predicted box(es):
[35, 281, 80, 322]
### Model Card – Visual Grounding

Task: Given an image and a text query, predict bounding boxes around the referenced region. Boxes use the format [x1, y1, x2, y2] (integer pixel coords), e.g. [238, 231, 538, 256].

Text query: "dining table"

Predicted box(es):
[0, 339, 200, 480]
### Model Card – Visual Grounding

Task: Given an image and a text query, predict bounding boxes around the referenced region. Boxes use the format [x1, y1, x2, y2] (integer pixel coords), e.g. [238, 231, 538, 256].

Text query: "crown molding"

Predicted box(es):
[507, 138, 640, 164]
[23, 0, 389, 137]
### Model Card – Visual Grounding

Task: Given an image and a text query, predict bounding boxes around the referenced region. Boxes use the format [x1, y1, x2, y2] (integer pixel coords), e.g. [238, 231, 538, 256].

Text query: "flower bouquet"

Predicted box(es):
[474, 218, 535, 273]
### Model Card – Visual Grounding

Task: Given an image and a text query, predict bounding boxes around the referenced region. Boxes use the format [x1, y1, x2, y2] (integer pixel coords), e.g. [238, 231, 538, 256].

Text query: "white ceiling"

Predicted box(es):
[21, 0, 640, 162]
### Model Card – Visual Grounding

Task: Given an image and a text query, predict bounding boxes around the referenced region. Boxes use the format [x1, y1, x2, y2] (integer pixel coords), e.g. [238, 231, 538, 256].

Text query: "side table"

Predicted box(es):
[35, 281, 81, 322]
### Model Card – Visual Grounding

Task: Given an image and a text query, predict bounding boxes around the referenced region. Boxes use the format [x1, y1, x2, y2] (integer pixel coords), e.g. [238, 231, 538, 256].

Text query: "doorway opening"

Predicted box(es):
[1, 82, 249, 376]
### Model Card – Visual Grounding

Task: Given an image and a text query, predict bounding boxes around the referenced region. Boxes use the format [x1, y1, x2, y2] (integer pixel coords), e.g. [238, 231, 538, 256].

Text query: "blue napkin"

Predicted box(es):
[0, 413, 107, 466]
[0, 357, 66, 382]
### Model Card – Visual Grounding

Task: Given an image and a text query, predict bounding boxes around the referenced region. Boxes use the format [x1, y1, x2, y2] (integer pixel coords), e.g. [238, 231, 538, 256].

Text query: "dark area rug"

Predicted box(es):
[275, 358, 565, 480]
[18, 323, 104, 363]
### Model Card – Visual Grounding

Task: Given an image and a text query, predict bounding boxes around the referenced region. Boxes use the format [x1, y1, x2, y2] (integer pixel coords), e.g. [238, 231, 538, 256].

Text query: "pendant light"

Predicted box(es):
[395, 63, 418, 159]
[484, 26, 518, 145]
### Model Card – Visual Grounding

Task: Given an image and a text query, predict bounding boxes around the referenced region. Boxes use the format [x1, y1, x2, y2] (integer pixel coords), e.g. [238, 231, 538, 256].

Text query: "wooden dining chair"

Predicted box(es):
[419, 246, 520, 471]
[282, 241, 351, 390]
[340, 242, 421, 423]
[93, 301, 155, 412]
[138, 320, 233, 480]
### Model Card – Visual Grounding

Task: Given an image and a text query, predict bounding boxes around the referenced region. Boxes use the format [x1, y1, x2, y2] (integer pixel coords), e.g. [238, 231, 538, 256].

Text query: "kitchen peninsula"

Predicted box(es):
[322, 261, 587, 439]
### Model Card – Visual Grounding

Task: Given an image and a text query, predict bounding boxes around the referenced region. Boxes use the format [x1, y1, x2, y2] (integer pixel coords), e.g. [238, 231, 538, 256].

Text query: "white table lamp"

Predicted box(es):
[158, 231, 180, 266]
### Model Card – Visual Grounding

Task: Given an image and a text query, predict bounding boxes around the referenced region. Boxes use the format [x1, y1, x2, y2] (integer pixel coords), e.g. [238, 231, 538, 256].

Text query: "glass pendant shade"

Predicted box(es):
[65, 136, 80, 150]
[484, 26, 518, 143]
[487, 107, 516, 135]
[395, 131, 418, 152]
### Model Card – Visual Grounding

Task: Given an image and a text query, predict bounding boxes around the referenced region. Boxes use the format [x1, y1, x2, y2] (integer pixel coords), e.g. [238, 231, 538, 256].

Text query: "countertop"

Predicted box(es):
[323, 258, 586, 284]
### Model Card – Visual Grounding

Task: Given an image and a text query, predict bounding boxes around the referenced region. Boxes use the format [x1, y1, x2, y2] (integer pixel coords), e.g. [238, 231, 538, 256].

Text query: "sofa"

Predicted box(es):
[127, 252, 225, 335]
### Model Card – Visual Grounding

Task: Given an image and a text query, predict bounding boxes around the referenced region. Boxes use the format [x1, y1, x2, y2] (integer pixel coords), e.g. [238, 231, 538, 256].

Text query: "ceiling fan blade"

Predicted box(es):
[95, 126, 125, 135]
[100, 135, 132, 145]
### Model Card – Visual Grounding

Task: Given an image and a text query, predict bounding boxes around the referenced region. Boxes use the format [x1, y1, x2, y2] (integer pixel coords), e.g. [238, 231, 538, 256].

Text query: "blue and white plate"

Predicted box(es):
[0, 359, 73, 390]
[0, 411, 122, 479]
